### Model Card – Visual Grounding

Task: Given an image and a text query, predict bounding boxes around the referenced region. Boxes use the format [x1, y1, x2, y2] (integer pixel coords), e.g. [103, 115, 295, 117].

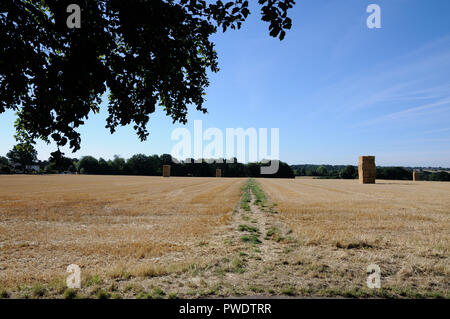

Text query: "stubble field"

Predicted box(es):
[0, 175, 243, 293]
[0, 175, 448, 298]
[258, 179, 449, 296]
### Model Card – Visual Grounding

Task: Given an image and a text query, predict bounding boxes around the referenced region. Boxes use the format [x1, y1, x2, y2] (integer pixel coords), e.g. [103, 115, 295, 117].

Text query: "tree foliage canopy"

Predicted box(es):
[6, 143, 38, 168]
[0, 0, 295, 154]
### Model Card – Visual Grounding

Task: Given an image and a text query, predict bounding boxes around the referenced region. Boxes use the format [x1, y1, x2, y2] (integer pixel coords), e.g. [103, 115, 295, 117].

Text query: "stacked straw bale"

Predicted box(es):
[162, 165, 171, 177]
[358, 156, 376, 184]
[216, 168, 222, 177]
[413, 171, 420, 181]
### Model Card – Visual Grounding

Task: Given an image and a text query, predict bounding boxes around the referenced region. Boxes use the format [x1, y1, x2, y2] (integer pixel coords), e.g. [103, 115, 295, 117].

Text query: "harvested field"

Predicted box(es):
[258, 179, 450, 296]
[0, 175, 244, 289]
[0, 176, 448, 299]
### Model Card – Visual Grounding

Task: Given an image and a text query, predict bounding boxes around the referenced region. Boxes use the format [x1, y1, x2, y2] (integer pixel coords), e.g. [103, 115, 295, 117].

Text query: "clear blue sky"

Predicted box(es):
[1, 0, 450, 167]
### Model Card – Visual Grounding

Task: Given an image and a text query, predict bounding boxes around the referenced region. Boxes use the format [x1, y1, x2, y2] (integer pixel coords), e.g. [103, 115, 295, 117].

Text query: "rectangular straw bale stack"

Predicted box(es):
[216, 168, 222, 177]
[358, 156, 376, 184]
[162, 165, 171, 177]
[413, 171, 420, 181]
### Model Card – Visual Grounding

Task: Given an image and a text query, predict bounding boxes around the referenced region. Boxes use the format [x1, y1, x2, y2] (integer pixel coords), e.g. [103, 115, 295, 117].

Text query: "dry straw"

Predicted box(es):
[358, 156, 376, 184]
[162, 165, 171, 177]
[216, 168, 222, 177]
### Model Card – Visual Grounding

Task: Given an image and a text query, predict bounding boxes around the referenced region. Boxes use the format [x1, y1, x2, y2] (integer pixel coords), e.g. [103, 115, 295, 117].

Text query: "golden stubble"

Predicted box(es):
[258, 178, 450, 292]
[0, 175, 244, 287]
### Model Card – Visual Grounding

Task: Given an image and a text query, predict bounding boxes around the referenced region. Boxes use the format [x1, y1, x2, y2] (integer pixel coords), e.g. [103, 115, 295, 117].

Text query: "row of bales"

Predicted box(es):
[163, 165, 222, 177]
[358, 156, 423, 184]
[162, 156, 428, 182]
[160, 159, 295, 178]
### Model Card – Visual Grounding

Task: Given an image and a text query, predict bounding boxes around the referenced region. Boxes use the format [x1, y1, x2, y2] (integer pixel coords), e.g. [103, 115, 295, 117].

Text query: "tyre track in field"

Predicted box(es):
[212, 179, 299, 295]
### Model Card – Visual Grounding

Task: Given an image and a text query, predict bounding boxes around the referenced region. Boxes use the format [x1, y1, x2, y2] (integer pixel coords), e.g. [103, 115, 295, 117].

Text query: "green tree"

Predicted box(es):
[77, 156, 99, 174]
[1, 0, 295, 152]
[376, 167, 410, 180]
[124, 154, 160, 175]
[429, 171, 450, 181]
[0, 156, 11, 173]
[109, 155, 126, 174]
[46, 154, 76, 173]
[246, 162, 261, 177]
[275, 161, 295, 178]
[339, 165, 356, 179]
[6, 143, 38, 170]
[98, 158, 111, 174]
[316, 165, 328, 176]
[0, 156, 8, 167]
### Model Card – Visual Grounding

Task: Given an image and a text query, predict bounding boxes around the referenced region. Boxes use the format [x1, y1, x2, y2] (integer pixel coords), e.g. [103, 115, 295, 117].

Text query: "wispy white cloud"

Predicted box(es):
[297, 33, 450, 133]
[421, 127, 450, 135]
[355, 97, 450, 127]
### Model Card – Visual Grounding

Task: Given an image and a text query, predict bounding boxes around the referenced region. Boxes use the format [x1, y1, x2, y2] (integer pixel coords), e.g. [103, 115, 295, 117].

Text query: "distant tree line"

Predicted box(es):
[75, 155, 294, 178]
[291, 164, 450, 182]
[419, 170, 450, 182]
[292, 164, 358, 179]
[2, 143, 448, 181]
[0, 144, 294, 178]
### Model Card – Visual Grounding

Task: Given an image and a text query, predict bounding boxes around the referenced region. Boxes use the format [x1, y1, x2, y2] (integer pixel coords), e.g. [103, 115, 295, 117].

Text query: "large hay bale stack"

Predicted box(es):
[413, 171, 420, 181]
[216, 168, 222, 177]
[162, 165, 171, 177]
[358, 156, 376, 184]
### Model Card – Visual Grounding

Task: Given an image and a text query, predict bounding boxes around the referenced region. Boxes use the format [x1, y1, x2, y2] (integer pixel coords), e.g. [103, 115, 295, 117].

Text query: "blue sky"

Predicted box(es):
[1, 0, 450, 167]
